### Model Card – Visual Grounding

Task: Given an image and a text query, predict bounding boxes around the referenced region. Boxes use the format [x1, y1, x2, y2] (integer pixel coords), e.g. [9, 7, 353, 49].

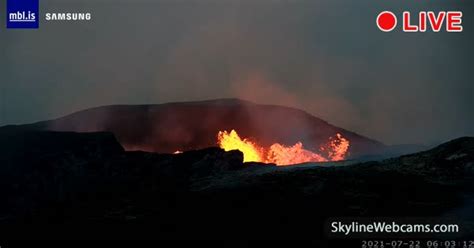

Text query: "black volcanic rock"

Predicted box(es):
[0, 130, 473, 242]
[13, 99, 385, 158]
[0, 130, 124, 161]
[377, 136, 474, 175]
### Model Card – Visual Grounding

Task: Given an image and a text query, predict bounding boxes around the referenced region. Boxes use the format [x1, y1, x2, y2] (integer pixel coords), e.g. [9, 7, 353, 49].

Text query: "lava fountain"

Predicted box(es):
[217, 129, 350, 166]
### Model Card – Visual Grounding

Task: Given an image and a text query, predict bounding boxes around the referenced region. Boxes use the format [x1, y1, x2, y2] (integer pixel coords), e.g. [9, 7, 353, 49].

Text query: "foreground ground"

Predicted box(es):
[0, 130, 473, 245]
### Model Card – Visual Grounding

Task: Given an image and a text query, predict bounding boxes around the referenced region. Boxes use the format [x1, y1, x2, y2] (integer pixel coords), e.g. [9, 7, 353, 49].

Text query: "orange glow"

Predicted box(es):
[267, 142, 327, 164]
[327, 133, 350, 161]
[217, 129, 350, 166]
[217, 130, 263, 162]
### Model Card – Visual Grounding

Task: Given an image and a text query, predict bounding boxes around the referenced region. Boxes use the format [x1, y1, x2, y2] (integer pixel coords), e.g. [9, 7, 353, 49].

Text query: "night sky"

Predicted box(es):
[2, 0, 473, 145]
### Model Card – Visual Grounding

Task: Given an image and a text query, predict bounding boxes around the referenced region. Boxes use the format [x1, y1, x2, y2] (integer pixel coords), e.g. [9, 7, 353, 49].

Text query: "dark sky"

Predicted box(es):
[1, 0, 473, 145]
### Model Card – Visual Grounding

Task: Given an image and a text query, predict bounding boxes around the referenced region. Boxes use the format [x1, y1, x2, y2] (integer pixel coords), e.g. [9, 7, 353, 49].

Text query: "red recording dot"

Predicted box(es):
[377, 11, 397, 32]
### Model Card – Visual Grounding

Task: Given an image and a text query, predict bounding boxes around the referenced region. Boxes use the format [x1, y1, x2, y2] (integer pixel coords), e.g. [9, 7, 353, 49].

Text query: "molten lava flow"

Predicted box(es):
[217, 130, 263, 162]
[267, 142, 327, 164]
[327, 133, 350, 161]
[217, 129, 350, 166]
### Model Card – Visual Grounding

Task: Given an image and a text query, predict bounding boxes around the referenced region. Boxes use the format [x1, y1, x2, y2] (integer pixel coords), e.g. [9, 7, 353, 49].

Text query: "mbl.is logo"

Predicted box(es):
[7, 0, 39, 29]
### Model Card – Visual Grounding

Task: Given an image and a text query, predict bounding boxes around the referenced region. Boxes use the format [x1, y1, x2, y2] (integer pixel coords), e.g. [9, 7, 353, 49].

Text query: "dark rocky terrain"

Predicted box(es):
[5, 99, 385, 158]
[0, 128, 473, 244]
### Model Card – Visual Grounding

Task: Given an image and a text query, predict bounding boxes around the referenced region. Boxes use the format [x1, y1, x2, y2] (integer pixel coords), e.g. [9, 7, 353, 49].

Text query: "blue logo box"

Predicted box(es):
[7, 0, 39, 29]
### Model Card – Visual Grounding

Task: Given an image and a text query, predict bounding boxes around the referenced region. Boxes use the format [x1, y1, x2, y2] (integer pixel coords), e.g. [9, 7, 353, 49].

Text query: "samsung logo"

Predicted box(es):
[45, 12, 92, 21]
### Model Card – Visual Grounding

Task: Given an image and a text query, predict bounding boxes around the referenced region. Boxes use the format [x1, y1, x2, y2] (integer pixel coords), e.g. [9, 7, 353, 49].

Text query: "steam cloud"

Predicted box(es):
[1, 0, 473, 145]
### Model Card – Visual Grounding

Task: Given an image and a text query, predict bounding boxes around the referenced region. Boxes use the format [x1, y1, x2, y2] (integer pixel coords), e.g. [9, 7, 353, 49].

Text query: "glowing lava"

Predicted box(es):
[327, 133, 350, 161]
[267, 142, 327, 165]
[217, 129, 350, 166]
[217, 130, 263, 162]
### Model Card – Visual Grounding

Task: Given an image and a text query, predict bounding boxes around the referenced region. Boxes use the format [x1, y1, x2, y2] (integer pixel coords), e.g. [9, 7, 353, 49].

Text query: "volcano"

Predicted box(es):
[12, 99, 384, 159]
[0, 100, 473, 243]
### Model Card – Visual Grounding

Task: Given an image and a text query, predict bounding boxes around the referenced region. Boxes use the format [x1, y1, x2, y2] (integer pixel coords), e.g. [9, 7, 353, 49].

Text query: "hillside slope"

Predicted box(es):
[13, 99, 384, 158]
